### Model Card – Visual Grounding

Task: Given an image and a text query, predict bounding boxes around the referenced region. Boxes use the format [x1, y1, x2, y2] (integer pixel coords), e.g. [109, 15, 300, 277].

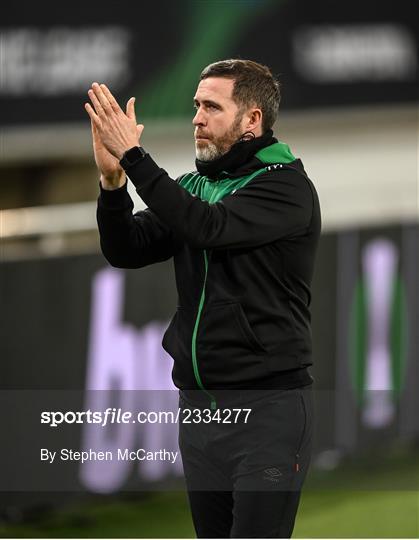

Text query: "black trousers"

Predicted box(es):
[178, 386, 314, 538]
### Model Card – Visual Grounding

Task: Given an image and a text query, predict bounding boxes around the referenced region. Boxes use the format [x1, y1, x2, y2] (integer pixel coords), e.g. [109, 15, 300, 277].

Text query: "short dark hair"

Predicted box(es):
[200, 59, 281, 132]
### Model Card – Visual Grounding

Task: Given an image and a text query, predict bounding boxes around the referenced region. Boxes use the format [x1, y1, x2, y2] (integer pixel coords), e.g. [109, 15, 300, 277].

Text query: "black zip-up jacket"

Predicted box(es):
[97, 132, 321, 399]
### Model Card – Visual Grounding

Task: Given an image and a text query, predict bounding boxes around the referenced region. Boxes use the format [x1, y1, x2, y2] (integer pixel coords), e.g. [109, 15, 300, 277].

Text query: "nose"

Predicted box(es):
[192, 107, 206, 127]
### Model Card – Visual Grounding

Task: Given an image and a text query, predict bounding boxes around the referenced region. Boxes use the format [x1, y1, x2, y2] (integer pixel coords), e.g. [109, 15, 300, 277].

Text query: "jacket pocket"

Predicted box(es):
[198, 302, 267, 384]
[162, 307, 194, 361]
[198, 302, 266, 356]
[231, 303, 266, 354]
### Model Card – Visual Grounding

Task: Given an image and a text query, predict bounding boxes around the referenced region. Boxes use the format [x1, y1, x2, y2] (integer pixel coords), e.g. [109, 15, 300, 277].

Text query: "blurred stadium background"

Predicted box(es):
[1, 0, 418, 537]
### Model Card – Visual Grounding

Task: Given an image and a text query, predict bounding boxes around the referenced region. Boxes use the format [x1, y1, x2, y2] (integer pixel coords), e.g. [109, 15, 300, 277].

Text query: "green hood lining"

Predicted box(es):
[255, 141, 296, 164]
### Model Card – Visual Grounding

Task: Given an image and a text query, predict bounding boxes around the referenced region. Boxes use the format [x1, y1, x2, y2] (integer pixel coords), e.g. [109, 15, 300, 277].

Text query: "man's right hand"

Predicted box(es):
[90, 120, 126, 190]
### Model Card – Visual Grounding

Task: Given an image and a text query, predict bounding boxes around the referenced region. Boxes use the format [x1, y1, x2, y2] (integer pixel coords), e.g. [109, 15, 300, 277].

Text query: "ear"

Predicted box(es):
[244, 107, 262, 133]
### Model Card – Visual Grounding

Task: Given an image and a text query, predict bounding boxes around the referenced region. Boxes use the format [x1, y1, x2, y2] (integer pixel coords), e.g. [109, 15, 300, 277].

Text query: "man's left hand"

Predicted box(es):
[85, 82, 144, 160]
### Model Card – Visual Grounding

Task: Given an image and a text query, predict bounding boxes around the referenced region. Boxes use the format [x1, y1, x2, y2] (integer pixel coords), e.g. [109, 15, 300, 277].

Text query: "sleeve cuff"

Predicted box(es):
[98, 179, 133, 210]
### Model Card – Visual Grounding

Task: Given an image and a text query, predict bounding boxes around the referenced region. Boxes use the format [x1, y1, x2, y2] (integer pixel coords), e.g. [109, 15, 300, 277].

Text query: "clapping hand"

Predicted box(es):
[85, 83, 144, 189]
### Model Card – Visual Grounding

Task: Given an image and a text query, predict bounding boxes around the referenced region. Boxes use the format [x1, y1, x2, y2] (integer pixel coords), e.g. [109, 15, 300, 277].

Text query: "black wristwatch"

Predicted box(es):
[119, 146, 147, 169]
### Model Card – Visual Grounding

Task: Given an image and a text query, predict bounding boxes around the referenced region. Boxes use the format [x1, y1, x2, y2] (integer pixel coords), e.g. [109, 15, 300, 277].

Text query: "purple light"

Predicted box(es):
[80, 268, 182, 493]
[362, 238, 397, 428]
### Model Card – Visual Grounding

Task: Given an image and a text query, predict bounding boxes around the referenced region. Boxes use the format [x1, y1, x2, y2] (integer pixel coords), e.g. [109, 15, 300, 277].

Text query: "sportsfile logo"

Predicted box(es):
[263, 467, 283, 482]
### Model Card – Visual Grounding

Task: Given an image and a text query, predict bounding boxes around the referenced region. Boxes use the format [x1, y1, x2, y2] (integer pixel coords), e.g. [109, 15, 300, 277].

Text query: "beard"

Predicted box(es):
[195, 113, 243, 161]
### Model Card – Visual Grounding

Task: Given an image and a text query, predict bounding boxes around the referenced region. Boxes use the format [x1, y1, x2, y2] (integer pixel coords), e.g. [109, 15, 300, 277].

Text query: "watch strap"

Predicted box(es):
[119, 146, 147, 169]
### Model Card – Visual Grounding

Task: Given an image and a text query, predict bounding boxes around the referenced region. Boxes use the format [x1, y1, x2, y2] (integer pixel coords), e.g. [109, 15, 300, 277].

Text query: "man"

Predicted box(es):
[86, 59, 321, 538]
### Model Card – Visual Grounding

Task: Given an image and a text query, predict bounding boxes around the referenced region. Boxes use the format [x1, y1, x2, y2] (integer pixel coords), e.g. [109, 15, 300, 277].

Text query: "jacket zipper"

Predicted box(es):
[191, 249, 217, 410]
[190, 181, 220, 410]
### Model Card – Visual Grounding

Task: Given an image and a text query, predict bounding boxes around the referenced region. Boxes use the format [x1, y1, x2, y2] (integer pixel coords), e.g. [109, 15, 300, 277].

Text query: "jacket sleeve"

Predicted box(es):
[123, 154, 314, 250]
[96, 180, 182, 268]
